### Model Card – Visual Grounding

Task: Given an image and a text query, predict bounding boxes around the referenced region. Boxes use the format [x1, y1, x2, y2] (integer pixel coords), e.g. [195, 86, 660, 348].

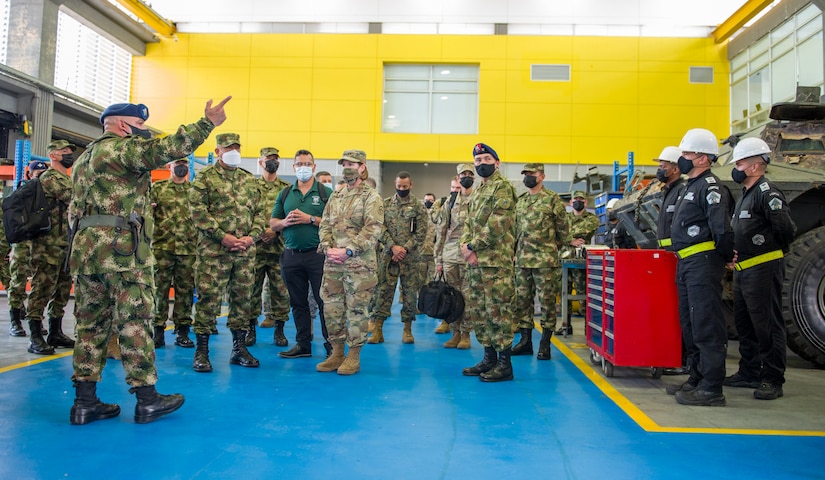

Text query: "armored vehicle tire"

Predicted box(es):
[783, 226, 825, 368]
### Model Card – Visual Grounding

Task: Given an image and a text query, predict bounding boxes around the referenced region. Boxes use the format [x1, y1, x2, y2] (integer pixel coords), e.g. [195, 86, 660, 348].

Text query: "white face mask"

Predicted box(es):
[222, 150, 242, 167]
[322, 182, 333, 190]
[295, 166, 313, 182]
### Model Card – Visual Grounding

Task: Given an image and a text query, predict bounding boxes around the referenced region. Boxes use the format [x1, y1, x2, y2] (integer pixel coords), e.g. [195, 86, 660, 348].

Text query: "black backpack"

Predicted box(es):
[2, 178, 52, 243]
[417, 272, 465, 323]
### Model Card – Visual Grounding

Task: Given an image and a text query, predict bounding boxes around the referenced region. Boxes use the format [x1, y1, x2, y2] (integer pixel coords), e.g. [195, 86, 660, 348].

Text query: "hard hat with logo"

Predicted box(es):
[654, 146, 681, 164]
[730, 137, 771, 164]
[678, 128, 720, 157]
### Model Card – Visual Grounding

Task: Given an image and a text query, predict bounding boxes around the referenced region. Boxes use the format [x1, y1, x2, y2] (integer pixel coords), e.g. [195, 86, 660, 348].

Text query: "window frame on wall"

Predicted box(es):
[730, 3, 824, 134]
[382, 64, 479, 134]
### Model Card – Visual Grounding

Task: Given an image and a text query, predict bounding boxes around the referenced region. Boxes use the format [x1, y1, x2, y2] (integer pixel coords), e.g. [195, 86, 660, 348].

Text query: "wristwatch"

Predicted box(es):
[346, 248, 354, 257]
[310, 216, 317, 225]
[466, 244, 474, 251]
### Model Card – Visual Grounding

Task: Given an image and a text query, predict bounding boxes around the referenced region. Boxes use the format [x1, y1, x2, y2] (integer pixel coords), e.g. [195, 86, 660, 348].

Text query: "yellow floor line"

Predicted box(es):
[0, 351, 73, 374]
[551, 336, 825, 437]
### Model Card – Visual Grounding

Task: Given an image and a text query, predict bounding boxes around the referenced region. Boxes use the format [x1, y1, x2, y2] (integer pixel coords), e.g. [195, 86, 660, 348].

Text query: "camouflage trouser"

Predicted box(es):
[0, 237, 10, 291]
[26, 254, 73, 321]
[420, 255, 436, 284]
[322, 264, 377, 347]
[443, 261, 474, 333]
[193, 253, 256, 334]
[252, 252, 290, 323]
[466, 265, 515, 351]
[72, 269, 158, 387]
[8, 241, 32, 309]
[370, 253, 423, 323]
[514, 267, 559, 330]
[153, 250, 195, 328]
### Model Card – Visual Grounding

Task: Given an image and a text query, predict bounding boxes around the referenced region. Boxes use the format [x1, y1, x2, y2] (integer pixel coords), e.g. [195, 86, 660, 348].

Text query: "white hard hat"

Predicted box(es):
[606, 198, 619, 209]
[679, 128, 720, 157]
[730, 137, 771, 164]
[654, 146, 681, 164]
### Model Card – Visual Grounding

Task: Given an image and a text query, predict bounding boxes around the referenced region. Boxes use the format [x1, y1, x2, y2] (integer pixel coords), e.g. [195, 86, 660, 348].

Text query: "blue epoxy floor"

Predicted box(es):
[1, 299, 824, 479]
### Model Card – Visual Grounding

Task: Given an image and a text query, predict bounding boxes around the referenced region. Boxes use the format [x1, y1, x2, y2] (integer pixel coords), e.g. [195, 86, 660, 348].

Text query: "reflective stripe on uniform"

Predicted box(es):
[734, 249, 783, 271]
[658, 238, 672, 247]
[676, 240, 715, 260]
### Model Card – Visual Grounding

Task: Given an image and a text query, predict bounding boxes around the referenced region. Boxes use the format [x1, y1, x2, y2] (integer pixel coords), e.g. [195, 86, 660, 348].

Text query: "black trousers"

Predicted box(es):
[281, 249, 327, 346]
[676, 251, 727, 393]
[733, 259, 787, 384]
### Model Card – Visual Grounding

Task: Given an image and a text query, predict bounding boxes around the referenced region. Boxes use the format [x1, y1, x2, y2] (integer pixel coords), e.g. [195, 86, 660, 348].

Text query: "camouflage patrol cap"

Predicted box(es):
[28, 160, 48, 171]
[260, 147, 280, 157]
[521, 163, 544, 174]
[168, 157, 189, 164]
[457, 163, 474, 174]
[572, 190, 587, 199]
[338, 149, 367, 164]
[99, 103, 149, 125]
[216, 133, 241, 148]
[47, 139, 76, 152]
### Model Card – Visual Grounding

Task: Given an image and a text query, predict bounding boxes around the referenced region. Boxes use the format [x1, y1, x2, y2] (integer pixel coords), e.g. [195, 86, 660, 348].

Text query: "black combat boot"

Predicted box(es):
[27, 320, 55, 355]
[274, 320, 288, 346]
[174, 325, 194, 348]
[536, 329, 553, 360]
[131, 385, 185, 424]
[192, 333, 213, 373]
[230, 329, 260, 367]
[153, 326, 166, 348]
[47, 317, 76, 348]
[70, 381, 121, 425]
[511, 328, 533, 355]
[480, 348, 514, 382]
[245, 319, 257, 347]
[9, 308, 26, 337]
[462, 346, 497, 376]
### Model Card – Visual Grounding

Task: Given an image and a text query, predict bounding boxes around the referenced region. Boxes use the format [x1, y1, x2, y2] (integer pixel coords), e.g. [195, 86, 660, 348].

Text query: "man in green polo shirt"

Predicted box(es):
[271, 149, 333, 358]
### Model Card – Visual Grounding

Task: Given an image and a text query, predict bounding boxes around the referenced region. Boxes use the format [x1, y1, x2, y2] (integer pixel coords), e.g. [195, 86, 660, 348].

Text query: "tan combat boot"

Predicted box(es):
[337, 346, 361, 375]
[434, 320, 451, 334]
[368, 320, 375, 334]
[457, 331, 471, 349]
[316, 342, 345, 372]
[443, 325, 460, 348]
[368, 320, 384, 344]
[402, 321, 414, 344]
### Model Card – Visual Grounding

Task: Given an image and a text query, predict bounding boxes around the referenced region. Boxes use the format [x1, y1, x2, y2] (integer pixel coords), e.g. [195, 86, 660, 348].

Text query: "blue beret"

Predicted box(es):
[99, 103, 149, 125]
[28, 160, 49, 171]
[473, 142, 499, 161]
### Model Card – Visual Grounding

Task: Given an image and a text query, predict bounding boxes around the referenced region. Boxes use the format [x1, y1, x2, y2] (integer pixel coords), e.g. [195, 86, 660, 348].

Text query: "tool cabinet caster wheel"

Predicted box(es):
[651, 367, 663, 379]
[603, 361, 614, 377]
[589, 349, 601, 366]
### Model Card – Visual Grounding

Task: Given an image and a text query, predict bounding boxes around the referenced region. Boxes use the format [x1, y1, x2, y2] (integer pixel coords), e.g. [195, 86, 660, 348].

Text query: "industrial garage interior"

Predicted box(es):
[2, 0, 825, 478]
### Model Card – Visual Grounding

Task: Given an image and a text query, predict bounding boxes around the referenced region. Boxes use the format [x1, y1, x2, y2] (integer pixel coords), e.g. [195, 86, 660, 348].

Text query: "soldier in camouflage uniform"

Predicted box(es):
[460, 143, 517, 382]
[316, 150, 384, 375]
[420, 192, 445, 332]
[249, 147, 291, 347]
[69, 99, 229, 424]
[190, 132, 264, 372]
[511, 163, 571, 360]
[435, 166, 475, 349]
[368, 171, 428, 345]
[0, 216, 11, 313]
[149, 158, 197, 349]
[26, 141, 78, 355]
[556, 190, 598, 335]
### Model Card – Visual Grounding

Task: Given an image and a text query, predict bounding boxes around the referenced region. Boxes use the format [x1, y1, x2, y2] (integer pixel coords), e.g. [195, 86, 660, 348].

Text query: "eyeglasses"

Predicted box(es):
[294, 162, 313, 167]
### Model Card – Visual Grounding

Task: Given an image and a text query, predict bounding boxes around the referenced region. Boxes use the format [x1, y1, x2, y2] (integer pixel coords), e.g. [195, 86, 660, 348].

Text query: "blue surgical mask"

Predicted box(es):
[295, 166, 313, 182]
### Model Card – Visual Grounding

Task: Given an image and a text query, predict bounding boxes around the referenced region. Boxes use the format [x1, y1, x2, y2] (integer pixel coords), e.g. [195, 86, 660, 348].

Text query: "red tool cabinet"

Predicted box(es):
[585, 249, 682, 377]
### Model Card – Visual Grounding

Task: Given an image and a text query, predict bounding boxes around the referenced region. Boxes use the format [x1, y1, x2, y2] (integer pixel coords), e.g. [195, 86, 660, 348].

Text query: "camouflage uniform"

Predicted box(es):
[318, 181, 384, 348]
[419, 208, 437, 284]
[8, 241, 32, 310]
[369, 192, 428, 327]
[434, 189, 475, 339]
[0, 211, 10, 291]
[70, 116, 216, 386]
[251, 175, 291, 328]
[150, 179, 197, 330]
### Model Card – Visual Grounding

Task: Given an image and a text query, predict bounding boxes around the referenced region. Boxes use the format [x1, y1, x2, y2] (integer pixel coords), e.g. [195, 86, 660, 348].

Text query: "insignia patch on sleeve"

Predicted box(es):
[706, 191, 721, 204]
[687, 225, 700, 237]
[752, 234, 765, 245]
[705, 176, 716, 184]
[684, 192, 695, 201]
[768, 197, 783, 211]
[760, 182, 770, 192]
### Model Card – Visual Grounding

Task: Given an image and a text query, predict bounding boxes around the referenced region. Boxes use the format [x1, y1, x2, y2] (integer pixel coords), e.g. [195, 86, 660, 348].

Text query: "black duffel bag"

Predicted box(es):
[417, 272, 465, 323]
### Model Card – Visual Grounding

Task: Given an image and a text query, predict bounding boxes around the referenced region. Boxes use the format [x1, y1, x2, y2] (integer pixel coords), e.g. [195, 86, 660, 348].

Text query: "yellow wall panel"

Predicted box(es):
[504, 69, 573, 104]
[571, 71, 639, 105]
[250, 35, 314, 58]
[189, 34, 251, 57]
[248, 68, 313, 100]
[310, 132, 375, 160]
[573, 37, 639, 61]
[311, 68, 377, 100]
[506, 36, 574, 62]
[310, 100, 376, 133]
[377, 35, 442, 59]
[313, 35, 377, 58]
[145, 36, 190, 57]
[439, 135, 493, 162]
[572, 104, 639, 138]
[639, 37, 711, 63]
[247, 99, 311, 132]
[251, 56, 314, 69]
[442, 36, 507, 60]
[185, 67, 250, 99]
[478, 102, 506, 135]
[373, 134, 441, 161]
[505, 103, 572, 136]
[505, 135, 573, 165]
[245, 131, 312, 156]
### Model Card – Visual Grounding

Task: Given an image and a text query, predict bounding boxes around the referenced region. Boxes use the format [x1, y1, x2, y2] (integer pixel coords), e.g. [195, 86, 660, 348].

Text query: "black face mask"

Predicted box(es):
[459, 176, 474, 189]
[523, 175, 538, 188]
[677, 156, 694, 175]
[396, 189, 410, 198]
[424, 200, 433, 209]
[572, 200, 585, 212]
[59, 153, 74, 169]
[129, 124, 152, 139]
[264, 160, 279, 173]
[475, 163, 495, 178]
[656, 168, 670, 183]
[173, 164, 188, 178]
[731, 167, 747, 184]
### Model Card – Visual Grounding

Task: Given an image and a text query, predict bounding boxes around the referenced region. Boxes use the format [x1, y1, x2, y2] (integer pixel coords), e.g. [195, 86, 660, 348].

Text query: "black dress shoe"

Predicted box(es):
[279, 344, 312, 358]
[675, 388, 726, 406]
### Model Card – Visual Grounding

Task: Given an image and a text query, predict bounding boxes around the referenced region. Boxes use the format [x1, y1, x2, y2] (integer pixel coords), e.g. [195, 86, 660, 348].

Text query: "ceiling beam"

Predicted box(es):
[114, 0, 176, 37]
[711, 0, 775, 43]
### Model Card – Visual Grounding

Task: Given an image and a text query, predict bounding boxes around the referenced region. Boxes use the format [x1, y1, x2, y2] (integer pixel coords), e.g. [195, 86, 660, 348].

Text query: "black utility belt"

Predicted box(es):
[285, 247, 318, 254]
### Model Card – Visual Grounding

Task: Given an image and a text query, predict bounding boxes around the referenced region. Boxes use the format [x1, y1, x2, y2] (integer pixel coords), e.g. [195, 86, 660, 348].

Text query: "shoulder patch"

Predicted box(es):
[705, 176, 717, 184]
[768, 197, 783, 211]
[684, 192, 695, 201]
[759, 182, 770, 192]
[706, 191, 721, 204]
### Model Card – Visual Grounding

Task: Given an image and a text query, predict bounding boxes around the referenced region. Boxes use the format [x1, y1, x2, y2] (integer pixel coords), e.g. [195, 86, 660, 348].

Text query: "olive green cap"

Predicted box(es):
[47, 140, 76, 152]
[216, 133, 241, 148]
[572, 190, 587, 199]
[260, 147, 279, 157]
[521, 163, 544, 174]
[457, 163, 474, 174]
[338, 149, 367, 164]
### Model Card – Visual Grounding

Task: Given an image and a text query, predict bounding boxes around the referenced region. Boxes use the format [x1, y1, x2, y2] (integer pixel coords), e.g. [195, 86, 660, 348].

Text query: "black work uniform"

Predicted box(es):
[671, 169, 734, 394]
[731, 176, 795, 385]
[656, 178, 686, 250]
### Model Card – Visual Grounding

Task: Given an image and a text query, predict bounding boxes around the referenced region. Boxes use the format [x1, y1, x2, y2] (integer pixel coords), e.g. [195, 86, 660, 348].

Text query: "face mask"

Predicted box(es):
[475, 163, 495, 178]
[59, 153, 74, 169]
[396, 189, 410, 198]
[424, 200, 434, 209]
[731, 167, 747, 184]
[572, 200, 585, 212]
[459, 176, 474, 189]
[523, 175, 538, 188]
[129, 124, 151, 139]
[322, 182, 333, 190]
[677, 156, 693, 175]
[656, 168, 670, 183]
[342, 167, 359, 185]
[295, 166, 313, 182]
[608, 211, 617, 222]
[222, 150, 242, 167]
[264, 160, 279, 173]
[173, 164, 188, 178]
